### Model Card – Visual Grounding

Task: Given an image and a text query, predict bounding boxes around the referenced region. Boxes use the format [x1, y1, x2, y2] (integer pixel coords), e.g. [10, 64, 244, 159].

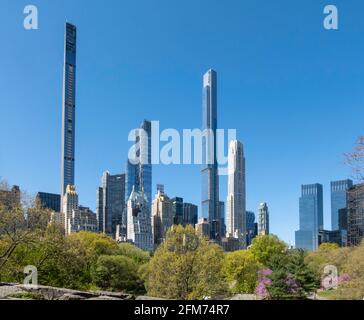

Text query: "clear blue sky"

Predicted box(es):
[1, 0, 363, 245]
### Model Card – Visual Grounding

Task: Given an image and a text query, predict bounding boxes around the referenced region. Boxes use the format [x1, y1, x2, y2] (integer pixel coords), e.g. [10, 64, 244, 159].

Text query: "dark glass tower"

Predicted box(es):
[96, 171, 125, 236]
[61, 23, 77, 200]
[331, 179, 353, 230]
[201, 69, 219, 240]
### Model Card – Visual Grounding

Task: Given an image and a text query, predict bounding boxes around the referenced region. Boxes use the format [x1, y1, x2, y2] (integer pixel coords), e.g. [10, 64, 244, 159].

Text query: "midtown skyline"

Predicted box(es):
[1, 1, 363, 245]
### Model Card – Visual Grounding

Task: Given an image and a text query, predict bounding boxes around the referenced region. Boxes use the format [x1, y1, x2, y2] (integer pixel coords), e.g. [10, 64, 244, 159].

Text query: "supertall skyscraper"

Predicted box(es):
[226, 140, 246, 247]
[331, 179, 353, 230]
[201, 69, 220, 240]
[61, 23, 77, 200]
[295, 184, 324, 251]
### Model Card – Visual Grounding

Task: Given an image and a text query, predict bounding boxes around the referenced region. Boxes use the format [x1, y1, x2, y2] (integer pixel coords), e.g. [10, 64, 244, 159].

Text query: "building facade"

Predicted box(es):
[36, 192, 61, 212]
[126, 188, 153, 252]
[60, 23, 77, 203]
[151, 190, 173, 245]
[331, 179, 353, 230]
[183, 203, 198, 226]
[226, 140, 246, 248]
[195, 218, 210, 239]
[96, 171, 125, 237]
[68, 206, 98, 234]
[172, 197, 184, 226]
[347, 184, 364, 246]
[0, 185, 20, 209]
[246, 211, 257, 246]
[201, 69, 220, 240]
[62, 184, 78, 235]
[295, 184, 324, 251]
[258, 202, 269, 236]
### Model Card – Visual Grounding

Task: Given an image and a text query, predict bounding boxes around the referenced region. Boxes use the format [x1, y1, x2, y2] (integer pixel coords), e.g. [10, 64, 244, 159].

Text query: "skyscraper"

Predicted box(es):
[347, 184, 364, 246]
[151, 190, 173, 246]
[201, 69, 220, 240]
[183, 203, 198, 226]
[96, 171, 125, 237]
[246, 211, 257, 246]
[258, 202, 269, 236]
[36, 192, 61, 212]
[295, 184, 324, 251]
[127, 187, 153, 252]
[226, 140, 246, 248]
[61, 23, 77, 203]
[172, 197, 184, 225]
[125, 120, 152, 204]
[62, 184, 78, 235]
[331, 179, 353, 230]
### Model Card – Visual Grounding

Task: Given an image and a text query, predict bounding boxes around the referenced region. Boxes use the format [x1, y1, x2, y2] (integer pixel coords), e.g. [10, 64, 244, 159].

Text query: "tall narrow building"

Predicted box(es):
[226, 140, 246, 248]
[61, 23, 77, 203]
[347, 184, 364, 246]
[331, 179, 353, 230]
[96, 171, 125, 237]
[258, 202, 269, 236]
[295, 184, 324, 251]
[201, 69, 220, 240]
[151, 190, 173, 246]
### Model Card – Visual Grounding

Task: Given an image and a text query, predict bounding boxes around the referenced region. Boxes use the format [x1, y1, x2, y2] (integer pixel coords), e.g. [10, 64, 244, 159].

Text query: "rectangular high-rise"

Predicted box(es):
[97, 171, 125, 236]
[226, 140, 246, 247]
[331, 179, 353, 230]
[347, 184, 364, 246]
[61, 23, 77, 200]
[295, 184, 324, 251]
[201, 69, 219, 240]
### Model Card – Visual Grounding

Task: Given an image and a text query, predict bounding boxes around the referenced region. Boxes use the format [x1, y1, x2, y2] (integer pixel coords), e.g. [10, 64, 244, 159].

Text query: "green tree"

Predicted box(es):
[250, 234, 287, 266]
[145, 225, 227, 300]
[92, 255, 145, 294]
[222, 250, 261, 294]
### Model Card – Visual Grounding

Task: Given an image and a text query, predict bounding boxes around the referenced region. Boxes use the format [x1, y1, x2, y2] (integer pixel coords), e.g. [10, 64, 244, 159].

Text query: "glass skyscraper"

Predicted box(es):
[295, 183, 324, 251]
[36, 192, 61, 212]
[96, 171, 125, 236]
[331, 179, 353, 230]
[201, 69, 220, 240]
[61, 23, 77, 200]
[125, 120, 152, 236]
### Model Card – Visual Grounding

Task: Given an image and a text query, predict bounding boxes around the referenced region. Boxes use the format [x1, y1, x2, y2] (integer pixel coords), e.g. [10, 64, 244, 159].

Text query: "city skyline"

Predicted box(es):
[2, 1, 363, 245]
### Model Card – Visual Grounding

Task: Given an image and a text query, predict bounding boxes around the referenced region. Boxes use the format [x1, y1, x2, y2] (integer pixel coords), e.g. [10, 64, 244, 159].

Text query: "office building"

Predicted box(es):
[172, 197, 184, 225]
[295, 184, 323, 251]
[258, 202, 269, 236]
[347, 184, 364, 246]
[195, 218, 210, 238]
[331, 179, 353, 230]
[201, 69, 220, 240]
[60, 23, 77, 203]
[126, 187, 153, 252]
[62, 184, 78, 235]
[226, 140, 246, 248]
[183, 203, 198, 226]
[36, 192, 61, 212]
[151, 190, 173, 245]
[68, 206, 98, 234]
[0, 185, 20, 208]
[246, 211, 257, 246]
[96, 171, 125, 236]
